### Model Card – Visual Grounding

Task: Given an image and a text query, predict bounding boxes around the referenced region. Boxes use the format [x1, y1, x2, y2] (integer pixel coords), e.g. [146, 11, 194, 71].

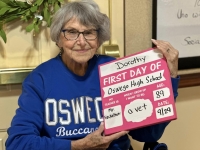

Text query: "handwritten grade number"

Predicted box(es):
[156, 90, 164, 99]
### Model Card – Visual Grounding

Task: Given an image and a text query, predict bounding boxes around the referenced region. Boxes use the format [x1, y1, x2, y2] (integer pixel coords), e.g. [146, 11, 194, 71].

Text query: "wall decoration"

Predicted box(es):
[152, 0, 200, 87]
[0, 0, 64, 43]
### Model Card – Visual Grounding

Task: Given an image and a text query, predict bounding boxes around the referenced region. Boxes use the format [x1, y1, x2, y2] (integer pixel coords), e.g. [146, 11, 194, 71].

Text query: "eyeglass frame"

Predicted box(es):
[61, 29, 99, 41]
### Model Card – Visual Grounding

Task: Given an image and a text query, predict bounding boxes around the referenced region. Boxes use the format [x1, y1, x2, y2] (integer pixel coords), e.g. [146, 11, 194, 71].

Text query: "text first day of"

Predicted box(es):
[103, 61, 162, 86]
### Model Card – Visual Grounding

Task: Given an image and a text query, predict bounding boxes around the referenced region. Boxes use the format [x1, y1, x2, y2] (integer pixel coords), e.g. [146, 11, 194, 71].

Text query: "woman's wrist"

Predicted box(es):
[71, 139, 87, 150]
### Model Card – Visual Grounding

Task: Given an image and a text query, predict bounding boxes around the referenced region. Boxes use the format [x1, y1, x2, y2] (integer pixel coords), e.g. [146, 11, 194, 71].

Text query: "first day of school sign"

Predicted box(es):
[98, 48, 177, 135]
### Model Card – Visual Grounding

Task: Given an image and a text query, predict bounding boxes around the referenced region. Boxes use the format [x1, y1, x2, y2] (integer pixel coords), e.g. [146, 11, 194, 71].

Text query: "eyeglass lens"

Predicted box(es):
[62, 29, 98, 40]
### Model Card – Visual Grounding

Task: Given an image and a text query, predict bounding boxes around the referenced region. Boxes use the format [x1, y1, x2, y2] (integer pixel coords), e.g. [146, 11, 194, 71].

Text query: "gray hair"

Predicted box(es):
[50, 0, 110, 46]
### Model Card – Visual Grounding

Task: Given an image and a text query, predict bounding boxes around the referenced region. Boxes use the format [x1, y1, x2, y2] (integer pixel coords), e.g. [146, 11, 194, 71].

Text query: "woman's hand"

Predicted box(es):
[71, 122, 128, 150]
[151, 39, 179, 78]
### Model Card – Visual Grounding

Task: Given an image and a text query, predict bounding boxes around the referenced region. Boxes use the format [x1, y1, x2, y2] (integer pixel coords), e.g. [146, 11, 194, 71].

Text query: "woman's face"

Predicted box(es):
[58, 18, 99, 65]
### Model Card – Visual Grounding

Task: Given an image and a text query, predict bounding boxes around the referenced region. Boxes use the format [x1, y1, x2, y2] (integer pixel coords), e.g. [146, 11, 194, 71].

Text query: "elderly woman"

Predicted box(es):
[6, 0, 179, 150]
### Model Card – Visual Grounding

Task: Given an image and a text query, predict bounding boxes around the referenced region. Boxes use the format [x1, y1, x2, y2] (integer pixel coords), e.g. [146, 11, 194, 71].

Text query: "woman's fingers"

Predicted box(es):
[151, 39, 179, 78]
[80, 122, 128, 149]
[97, 122, 105, 135]
[105, 131, 129, 141]
[152, 39, 172, 56]
[97, 122, 128, 139]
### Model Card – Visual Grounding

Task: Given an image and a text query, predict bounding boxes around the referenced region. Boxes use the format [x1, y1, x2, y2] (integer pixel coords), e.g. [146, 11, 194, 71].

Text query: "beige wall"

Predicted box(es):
[0, 85, 20, 150]
[125, 0, 152, 55]
[125, 0, 200, 150]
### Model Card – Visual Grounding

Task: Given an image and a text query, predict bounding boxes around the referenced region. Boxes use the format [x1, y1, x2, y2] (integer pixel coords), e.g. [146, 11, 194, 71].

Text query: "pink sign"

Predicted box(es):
[98, 48, 177, 135]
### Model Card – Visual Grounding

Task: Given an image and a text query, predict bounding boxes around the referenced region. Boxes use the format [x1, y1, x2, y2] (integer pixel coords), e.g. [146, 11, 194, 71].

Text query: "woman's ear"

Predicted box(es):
[56, 43, 59, 48]
[56, 38, 63, 48]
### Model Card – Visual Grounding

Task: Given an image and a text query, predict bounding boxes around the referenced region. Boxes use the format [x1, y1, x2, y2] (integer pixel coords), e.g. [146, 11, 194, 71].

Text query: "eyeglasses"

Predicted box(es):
[61, 29, 98, 40]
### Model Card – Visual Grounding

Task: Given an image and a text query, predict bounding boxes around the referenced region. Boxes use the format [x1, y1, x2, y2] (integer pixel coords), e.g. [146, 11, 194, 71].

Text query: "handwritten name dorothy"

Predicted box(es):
[115, 56, 146, 70]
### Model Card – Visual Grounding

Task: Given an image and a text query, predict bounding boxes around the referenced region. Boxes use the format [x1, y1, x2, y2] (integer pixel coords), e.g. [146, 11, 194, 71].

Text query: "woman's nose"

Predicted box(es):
[76, 33, 86, 46]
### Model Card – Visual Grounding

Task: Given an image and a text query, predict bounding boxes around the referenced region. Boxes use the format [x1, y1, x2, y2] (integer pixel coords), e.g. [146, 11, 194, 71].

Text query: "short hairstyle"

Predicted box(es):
[50, 0, 110, 46]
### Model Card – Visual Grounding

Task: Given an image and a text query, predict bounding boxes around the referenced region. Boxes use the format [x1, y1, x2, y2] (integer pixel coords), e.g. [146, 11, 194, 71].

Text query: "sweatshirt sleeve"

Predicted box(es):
[128, 76, 180, 142]
[5, 70, 71, 150]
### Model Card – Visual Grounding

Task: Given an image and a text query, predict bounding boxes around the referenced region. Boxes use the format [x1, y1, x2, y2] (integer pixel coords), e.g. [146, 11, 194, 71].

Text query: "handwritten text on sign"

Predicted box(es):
[100, 50, 163, 77]
[124, 99, 153, 122]
[103, 70, 165, 97]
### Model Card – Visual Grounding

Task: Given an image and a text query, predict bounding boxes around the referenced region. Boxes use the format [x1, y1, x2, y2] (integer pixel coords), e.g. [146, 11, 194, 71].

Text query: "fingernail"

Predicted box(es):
[151, 39, 156, 42]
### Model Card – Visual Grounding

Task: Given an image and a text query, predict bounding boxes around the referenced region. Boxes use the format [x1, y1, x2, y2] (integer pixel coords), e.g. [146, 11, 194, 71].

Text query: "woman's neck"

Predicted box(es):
[61, 55, 88, 76]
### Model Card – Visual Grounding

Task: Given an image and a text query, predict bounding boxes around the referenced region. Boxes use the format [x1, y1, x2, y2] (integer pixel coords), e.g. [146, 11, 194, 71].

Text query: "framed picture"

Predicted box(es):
[152, 0, 200, 88]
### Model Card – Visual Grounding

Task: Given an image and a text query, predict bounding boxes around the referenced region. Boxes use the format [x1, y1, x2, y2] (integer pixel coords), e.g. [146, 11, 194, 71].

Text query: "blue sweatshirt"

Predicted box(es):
[6, 55, 179, 150]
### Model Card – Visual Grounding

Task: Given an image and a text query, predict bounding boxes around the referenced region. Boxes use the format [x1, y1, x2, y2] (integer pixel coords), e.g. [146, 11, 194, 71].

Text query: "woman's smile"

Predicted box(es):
[73, 48, 91, 53]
